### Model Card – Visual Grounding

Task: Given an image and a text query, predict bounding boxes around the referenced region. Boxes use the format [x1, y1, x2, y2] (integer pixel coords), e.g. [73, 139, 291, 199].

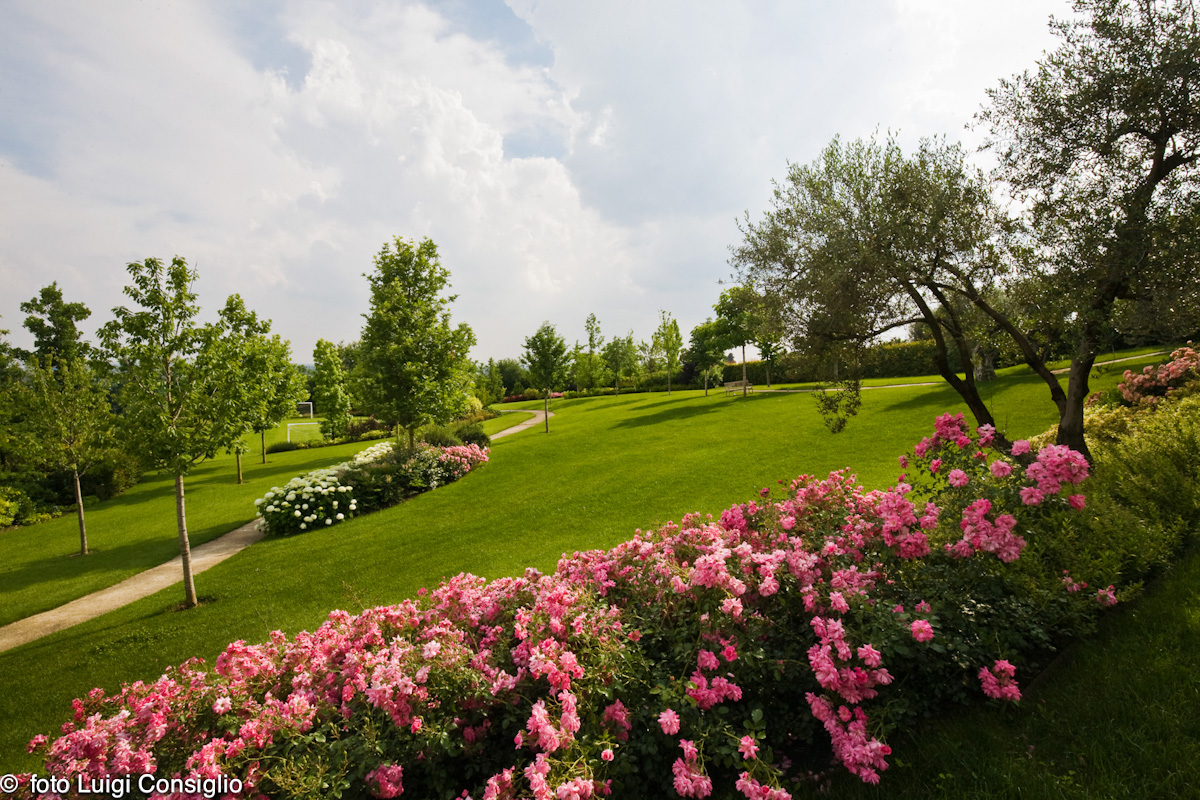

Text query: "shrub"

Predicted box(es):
[256, 442, 488, 537]
[455, 422, 491, 448]
[420, 424, 464, 448]
[1117, 343, 1199, 406]
[0, 486, 17, 528]
[346, 416, 391, 442]
[36, 415, 1143, 799]
[265, 441, 306, 454]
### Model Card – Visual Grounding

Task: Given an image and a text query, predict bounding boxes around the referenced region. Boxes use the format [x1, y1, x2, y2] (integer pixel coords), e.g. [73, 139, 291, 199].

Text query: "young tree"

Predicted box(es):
[714, 288, 757, 397]
[100, 257, 268, 608]
[687, 319, 728, 396]
[601, 333, 638, 395]
[522, 321, 570, 432]
[573, 313, 609, 391]
[243, 336, 307, 469]
[359, 237, 477, 447]
[977, 0, 1200, 453]
[652, 310, 684, 394]
[19, 358, 114, 555]
[313, 338, 354, 442]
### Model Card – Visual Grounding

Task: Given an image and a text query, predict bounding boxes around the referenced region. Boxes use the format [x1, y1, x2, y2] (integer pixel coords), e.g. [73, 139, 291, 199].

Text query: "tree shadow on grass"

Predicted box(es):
[610, 397, 736, 429]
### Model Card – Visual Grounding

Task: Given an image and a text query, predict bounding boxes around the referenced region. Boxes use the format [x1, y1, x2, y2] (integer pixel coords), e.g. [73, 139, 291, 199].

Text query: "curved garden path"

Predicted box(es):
[0, 410, 554, 654]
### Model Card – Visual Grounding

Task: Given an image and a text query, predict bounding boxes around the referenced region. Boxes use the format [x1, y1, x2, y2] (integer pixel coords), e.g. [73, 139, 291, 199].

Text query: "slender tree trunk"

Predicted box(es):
[544, 393, 550, 432]
[261, 430, 267, 464]
[175, 473, 198, 608]
[236, 451, 243, 484]
[407, 426, 415, 449]
[742, 345, 748, 397]
[73, 468, 88, 556]
[704, 371, 709, 397]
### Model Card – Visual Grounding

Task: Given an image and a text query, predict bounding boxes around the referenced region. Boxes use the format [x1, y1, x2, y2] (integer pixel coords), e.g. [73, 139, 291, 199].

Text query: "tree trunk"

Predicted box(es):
[236, 451, 243, 484]
[175, 473, 198, 608]
[73, 468, 88, 556]
[741, 345, 748, 397]
[704, 371, 709, 397]
[407, 426, 416, 449]
[1058, 339, 1097, 461]
[544, 393, 550, 433]
[766, 361, 772, 388]
[261, 430, 267, 464]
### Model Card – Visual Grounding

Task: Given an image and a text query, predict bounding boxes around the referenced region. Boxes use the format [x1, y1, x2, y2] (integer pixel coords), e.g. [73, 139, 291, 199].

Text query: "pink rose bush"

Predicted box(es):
[27, 415, 1123, 798]
[256, 441, 489, 536]
[1118, 344, 1199, 406]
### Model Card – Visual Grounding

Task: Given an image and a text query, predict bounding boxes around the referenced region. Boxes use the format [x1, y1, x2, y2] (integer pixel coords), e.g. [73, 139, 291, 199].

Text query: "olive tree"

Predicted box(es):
[977, 0, 1200, 452]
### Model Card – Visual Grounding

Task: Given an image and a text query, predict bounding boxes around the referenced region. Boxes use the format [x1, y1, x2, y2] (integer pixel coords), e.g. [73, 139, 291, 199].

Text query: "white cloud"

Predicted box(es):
[0, 0, 1073, 362]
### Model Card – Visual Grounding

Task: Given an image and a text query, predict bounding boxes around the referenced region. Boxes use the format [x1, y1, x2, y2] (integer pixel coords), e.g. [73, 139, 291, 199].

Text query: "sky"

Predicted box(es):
[0, 0, 1075, 363]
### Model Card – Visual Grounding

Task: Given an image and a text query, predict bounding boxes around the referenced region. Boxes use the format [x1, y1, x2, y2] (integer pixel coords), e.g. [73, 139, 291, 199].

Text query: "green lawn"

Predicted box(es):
[0, 438, 381, 627]
[0, 362, 1176, 775]
[481, 410, 536, 436]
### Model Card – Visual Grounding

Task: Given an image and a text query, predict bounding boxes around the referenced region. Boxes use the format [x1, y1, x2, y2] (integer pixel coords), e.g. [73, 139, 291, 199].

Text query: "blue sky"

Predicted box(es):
[0, 0, 1072, 363]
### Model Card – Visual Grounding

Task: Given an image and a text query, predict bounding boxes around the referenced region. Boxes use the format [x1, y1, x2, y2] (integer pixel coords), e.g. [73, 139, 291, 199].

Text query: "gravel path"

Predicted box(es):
[0, 411, 557, 654]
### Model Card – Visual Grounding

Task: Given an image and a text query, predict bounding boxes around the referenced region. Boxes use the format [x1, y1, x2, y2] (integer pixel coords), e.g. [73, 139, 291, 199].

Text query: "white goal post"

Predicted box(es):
[296, 401, 314, 418]
[287, 422, 321, 443]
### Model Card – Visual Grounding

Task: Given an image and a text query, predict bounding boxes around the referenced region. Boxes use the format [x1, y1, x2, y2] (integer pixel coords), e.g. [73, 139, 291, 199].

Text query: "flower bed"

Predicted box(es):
[27, 415, 1134, 799]
[254, 441, 489, 536]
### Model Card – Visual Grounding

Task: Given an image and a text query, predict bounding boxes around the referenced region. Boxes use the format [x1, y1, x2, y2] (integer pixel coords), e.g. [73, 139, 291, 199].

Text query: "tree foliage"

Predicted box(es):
[652, 310, 684, 394]
[19, 358, 114, 555]
[522, 321, 570, 392]
[732, 135, 1033, 442]
[359, 237, 477, 447]
[601, 332, 638, 395]
[977, 0, 1200, 450]
[20, 282, 92, 366]
[313, 338, 354, 443]
[100, 257, 273, 607]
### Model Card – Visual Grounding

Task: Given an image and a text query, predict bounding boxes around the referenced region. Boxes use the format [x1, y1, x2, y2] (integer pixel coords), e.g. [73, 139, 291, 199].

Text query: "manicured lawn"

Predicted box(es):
[820, 541, 1200, 799]
[0, 439, 380, 627]
[0, 362, 1169, 773]
[481, 410, 536, 436]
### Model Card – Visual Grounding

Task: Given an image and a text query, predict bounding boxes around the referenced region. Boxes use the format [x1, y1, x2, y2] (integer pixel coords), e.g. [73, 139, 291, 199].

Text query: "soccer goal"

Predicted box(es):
[296, 401, 314, 418]
[287, 422, 322, 443]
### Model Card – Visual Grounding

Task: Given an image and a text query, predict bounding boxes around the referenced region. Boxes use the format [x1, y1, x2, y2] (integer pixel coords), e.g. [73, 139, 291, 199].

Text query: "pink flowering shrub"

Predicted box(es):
[1117, 344, 1199, 406]
[26, 415, 1126, 798]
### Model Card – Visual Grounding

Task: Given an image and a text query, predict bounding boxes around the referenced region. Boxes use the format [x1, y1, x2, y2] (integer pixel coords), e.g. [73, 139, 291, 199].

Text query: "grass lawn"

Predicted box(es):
[820, 541, 1200, 799]
[0, 360, 1178, 775]
[0, 438, 381, 627]
[481, 410, 536, 436]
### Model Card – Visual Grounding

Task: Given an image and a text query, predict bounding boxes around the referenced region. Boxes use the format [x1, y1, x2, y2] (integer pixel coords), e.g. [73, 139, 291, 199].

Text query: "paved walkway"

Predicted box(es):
[0, 521, 265, 653]
[0, 412, 557, 654]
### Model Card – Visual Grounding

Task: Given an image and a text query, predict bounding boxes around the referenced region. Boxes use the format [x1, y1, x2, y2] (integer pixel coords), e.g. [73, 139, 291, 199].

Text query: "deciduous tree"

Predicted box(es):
[359, 237, 477, 447]
[20, 358, 114, 555]
[313, 338, 354, 443]
[100, 257, 269, 608]
[522, 321, 569, 432]
[652, 310, 684, 394]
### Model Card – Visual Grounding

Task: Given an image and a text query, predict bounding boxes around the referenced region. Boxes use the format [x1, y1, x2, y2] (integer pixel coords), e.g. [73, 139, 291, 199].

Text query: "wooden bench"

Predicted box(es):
[724, 380, 754, 396]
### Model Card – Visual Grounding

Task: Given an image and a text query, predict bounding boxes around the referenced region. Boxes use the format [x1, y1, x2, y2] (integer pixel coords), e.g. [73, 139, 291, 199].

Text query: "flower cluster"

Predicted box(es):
[28, 415, 1116, 799]
[255, 441, 488, 536]
[1118, 344, 1199, 406]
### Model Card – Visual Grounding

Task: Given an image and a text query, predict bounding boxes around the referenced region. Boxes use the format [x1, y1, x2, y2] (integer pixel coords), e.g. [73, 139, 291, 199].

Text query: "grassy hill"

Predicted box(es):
[0, 352, 1187, 787]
